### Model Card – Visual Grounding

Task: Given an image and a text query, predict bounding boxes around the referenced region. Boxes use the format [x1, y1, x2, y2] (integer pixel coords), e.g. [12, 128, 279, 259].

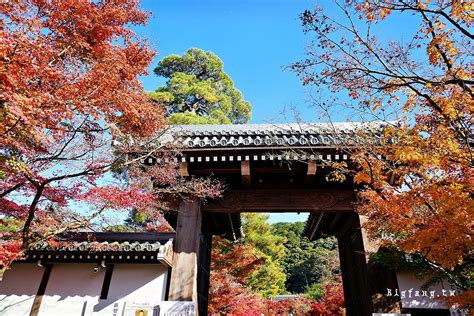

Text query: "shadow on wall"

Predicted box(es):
[0, 296, 36, 314]
[93, 264, 168, 312]
[0, 263, 168, 315]
[0, 263, 44, 296]
[0, 263, 44, 315]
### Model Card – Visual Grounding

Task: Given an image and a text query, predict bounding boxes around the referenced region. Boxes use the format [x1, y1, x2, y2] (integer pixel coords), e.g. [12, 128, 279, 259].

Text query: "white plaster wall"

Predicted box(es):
[0, 263, 44, 316]
[396, 271, 458, 309]
[92, 264, 168, 315]
[0, 262, 168, 316]
[39, 263, 104, 316]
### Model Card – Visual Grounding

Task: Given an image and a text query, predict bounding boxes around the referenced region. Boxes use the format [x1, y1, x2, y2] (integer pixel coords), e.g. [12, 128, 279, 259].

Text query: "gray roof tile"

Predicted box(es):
[26, 232, 175, 253]
[161, 121, 388, 149]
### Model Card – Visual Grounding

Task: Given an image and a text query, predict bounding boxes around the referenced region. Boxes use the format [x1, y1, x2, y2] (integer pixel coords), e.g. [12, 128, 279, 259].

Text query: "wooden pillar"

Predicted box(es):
[30, 264, 53, 316]
[197, 234, 212, 316]
[169, 198, 202, 305]
[337, 213, 373, 316]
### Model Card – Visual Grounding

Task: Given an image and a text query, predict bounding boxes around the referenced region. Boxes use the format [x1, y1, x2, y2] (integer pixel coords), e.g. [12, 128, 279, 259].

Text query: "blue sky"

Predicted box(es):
[135, 0, 319, 223]
[133, 0, 419, 223]
[135, 0, 318, 124]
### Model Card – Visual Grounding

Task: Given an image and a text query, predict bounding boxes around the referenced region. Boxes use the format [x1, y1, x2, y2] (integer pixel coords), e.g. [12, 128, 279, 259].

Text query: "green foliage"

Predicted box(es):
[305, 282, 324, 301]
[239, 217, 341, 298]
[245, 261, 287, 298]
[107, 209, 148, 232]
[167, 111, 231, 125]
[0, 218, 21, 233]
[152, 48, 251, 124]
[370, 248, 430, 276]
[242, 213, 287, 297]
[105, 224, 135, 232]
[243, 214, 286, 260]
[130, 209, 147, 225]
[273, 222, 339, 294]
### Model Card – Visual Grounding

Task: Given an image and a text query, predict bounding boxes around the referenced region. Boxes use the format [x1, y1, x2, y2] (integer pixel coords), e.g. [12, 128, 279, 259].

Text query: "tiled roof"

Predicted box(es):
[29, 232, 174, 253]
[31, 240, 164, 252]
[21, 232, 175, 266]
[162, 121, 388, 149]
[25, 232, 175, 266]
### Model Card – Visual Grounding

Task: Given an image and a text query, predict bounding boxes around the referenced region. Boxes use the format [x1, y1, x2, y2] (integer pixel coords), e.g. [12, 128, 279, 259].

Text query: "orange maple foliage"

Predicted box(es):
[0, 1, 219, 268]
[264, 297, 313, 315]
[1, 0, 163, 153]
[293, 0, 473, 310]
[209, 236, 344, 315]
[309, 282, 345, 316]
[208, 237, 266, 315]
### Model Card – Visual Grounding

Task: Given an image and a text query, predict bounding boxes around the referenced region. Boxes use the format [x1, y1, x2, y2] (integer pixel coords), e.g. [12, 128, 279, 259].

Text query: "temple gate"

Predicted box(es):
[145, 122, 385, 316]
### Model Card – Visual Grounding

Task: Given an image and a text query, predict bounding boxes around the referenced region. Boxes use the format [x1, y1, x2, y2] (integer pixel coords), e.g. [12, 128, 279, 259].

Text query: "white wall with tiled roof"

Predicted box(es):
[0, 262, 169, 316]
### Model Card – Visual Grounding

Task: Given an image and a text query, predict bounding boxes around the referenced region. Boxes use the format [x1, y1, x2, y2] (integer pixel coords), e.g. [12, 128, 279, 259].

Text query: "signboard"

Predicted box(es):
[123, 302, 160, 316]
[121, 301, 196, 316]
[160, 302, 196, 316]
[372, 314, 411, 316]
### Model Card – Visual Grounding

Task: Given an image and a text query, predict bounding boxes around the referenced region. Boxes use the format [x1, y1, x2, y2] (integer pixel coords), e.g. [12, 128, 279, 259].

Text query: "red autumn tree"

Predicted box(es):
[309, 282, 345, 316]
[264, 297, 312, 315]
[293, 0, 472, 310]
[208, 237, 265, 315]
[0, 0, 222, 268]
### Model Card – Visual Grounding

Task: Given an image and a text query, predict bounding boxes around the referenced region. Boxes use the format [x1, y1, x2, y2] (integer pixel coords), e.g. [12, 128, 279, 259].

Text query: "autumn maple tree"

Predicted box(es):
[208, 236, 266, 315]
[309, 282, 345, 316]
[0, 0, 221, 268]
[293, 0, 473, 309]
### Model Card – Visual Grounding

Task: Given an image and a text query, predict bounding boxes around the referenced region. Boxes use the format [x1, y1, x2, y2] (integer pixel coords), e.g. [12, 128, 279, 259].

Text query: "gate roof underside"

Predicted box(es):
[150, 122, 387, 241]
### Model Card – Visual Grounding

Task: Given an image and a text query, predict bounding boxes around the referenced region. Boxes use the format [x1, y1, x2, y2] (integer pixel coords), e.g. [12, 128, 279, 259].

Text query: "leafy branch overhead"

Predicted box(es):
[292, 0, 473, 309]
[0, 1, 221, 268]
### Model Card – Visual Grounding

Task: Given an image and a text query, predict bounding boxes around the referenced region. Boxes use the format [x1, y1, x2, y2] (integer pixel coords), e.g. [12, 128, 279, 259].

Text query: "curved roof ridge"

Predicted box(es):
[170, 120, 391, 133]
[157, 121, 392, 149]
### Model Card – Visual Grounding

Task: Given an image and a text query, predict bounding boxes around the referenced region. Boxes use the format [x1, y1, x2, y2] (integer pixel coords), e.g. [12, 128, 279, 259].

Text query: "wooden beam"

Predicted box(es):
[304, 160, 317, 186]
[189, 168, 240, 174]
[30, 264, 53, 316]
[197, 234, 212, 316]
[168, 198, 202, 303]
[179, 162, 189, 177]
[241, 161, 251, 187]
[100, 264, 114, 299]
[387, 169, 402, 186]
[202, 189, 355, 213]
[308, 213, 325, 241]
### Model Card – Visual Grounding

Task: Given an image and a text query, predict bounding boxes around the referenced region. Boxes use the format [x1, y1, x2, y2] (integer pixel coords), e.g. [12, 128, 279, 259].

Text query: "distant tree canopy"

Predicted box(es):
[273, 222, 339, 295]
[242, 213, 287, 297]
[117, 48, 252, 231]
[151, 48, 252, 124]
[209, 216, 343, 314]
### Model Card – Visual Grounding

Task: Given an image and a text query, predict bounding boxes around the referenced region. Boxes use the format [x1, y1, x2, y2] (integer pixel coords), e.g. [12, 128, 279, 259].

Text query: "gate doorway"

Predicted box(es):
[153, 123, 383, 315]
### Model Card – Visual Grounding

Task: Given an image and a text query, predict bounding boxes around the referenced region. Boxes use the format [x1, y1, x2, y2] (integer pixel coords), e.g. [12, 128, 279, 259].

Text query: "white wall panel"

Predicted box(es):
[92, 264, 168, 315]
[0, 263, 44, 316]
[0, 263, 168, 316]
[396, 271, 457, 309]
[40, 263, 104, 316]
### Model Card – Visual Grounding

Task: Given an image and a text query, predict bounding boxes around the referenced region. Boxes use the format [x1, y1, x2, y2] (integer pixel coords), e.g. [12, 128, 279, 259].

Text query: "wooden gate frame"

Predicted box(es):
[143, 123, 385, 316]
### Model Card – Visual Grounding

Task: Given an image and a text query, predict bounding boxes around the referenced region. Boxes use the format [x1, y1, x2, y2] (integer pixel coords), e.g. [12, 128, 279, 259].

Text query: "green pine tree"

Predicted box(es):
[152, 48, 252, 124]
